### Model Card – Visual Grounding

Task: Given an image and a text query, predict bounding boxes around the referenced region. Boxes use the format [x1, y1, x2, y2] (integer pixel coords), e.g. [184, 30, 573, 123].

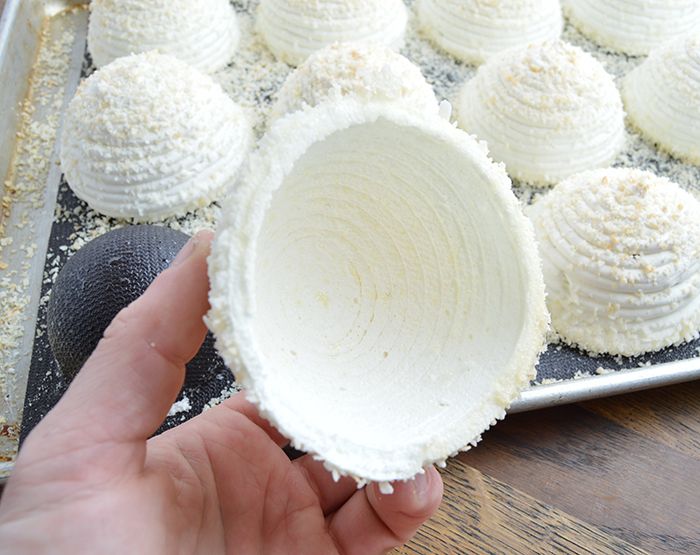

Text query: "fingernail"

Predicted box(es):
[412, 470, 430, 499]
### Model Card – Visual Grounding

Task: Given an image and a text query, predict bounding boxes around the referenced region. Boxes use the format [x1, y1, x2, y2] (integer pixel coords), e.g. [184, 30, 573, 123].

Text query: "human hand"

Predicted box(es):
[0, 230, 443, 554]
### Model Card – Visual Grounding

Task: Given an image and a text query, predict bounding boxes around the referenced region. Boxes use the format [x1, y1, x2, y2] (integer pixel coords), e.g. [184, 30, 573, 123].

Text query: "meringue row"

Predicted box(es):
[270, 42, 439, 120]
[207, 100, 548, 484]
[256, 0, 408, 66]
[563, 0, 700, 55]
[418, 0, 563, 64]
[88, 0, 240, 73]
[60, 52, 252, 221]
[456, 40, 625, 186]
[530, 168, 700, 356]
[623, 34, 700, 165]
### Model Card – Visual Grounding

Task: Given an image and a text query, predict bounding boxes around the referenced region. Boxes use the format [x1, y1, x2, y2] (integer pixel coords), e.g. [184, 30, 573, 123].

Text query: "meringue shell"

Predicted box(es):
[270, 42, 439, 120]
[256, 0, 408, 66]
[563, 0, 700, 56]
[529, 168, 700, 356]
[60, 52, 252, 221]
[88, 0, 240, 73]
[207, 100, 549, 484]
[623, 34, 700, 165]
[455, 40, 625, 186]
[418, 0, 563, 65]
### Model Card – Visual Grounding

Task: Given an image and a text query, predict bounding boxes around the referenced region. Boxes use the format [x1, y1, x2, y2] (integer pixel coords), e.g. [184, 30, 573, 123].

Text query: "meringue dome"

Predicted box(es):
[563, 0, 700, 56]
[60, 52, 252, 221]
[256, 0, 408, 66]
[88, 0, 240, 72]
[623, 35, 700, 165]
[207, 100, 548, 484]
[455, 40, 625, 186]
[530, 168, 700, 356]
[418, 0, 563, 65]
[270, 42, 439, 120]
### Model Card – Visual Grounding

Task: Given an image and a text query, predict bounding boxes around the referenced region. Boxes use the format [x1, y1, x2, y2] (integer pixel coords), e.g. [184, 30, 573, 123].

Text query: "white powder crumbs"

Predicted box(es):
[167, 396, 192, 417]
[0, 8, 80, 463]
[202, 382, 243, 412]
[212, 10, 292, 137]
[595, 367, 614, 375]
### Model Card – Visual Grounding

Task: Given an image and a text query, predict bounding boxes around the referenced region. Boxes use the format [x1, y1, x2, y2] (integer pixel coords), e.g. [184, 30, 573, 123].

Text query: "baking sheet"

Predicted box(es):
[2, 0, 700, 481]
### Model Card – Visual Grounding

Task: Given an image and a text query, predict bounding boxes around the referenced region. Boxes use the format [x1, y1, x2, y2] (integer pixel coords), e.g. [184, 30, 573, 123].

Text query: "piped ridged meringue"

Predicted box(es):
[270, 42, 439, 120]
[60, 52, 252, 221]
[455, 40, 625, 186]
[256, 0, 408, 66]
[563, 0, 700, 56]
[417, 0, 563, 65]
[623, 35, 700, 165]
[88, 0, 240, 72]
[529, 168, 700, 356]
[207, 100, 549, 484]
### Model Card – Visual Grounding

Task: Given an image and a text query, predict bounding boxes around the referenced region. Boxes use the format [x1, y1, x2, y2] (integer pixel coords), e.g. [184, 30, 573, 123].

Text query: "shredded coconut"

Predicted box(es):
[167, 395, 192, 417]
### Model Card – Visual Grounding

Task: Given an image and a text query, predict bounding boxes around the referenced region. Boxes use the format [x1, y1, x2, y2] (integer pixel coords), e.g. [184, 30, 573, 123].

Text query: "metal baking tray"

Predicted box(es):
[1, 0, 700, 483]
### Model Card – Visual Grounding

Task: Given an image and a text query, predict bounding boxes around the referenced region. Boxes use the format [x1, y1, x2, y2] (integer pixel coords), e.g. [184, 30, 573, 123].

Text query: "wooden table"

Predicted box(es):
[394, 380, 700, 554]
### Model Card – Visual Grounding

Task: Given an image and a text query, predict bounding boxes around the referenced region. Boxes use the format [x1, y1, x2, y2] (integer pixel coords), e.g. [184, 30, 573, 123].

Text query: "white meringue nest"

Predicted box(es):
[417, 0, 563, 65]
[563, 0, 700, 56]
[455, 40, 625, 186]
[207, 100, 549, 485]
[88, 0, 240, 72]
[623, 34, 700, 166]
[529, 168, 700, 357]
[270, 42, 439, 121]
[256, 0, 408, 66]
[60, 52, 252, 221]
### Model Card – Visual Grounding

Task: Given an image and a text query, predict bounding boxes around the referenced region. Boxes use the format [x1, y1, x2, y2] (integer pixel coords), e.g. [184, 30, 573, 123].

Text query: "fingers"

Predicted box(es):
[217, 393, 290, 448]
[40, 230, 214, 446]
[328, 467, 443, 555]
[294, 456, 359, 515]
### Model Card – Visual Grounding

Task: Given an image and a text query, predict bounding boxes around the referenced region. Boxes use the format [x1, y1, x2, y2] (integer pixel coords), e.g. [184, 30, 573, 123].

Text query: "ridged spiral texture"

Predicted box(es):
[207, 100, 549, 484]
[563, 0, 700, 55]
[88, 0, 240, 72]
[47, 225, 225, 385]
[270, 42, 439, 120]
[256, 0, 408, 66]
[417, 0, 563, 65]
[529, 168, 700, 356]
[623, 35, 700, 165]
[455, 40, 625, 186]
[60, 52, 252, 221]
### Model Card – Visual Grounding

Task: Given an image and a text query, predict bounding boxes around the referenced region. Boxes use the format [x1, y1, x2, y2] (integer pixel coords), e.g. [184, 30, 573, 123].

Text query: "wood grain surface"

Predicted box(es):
[395, 380, 700, 554]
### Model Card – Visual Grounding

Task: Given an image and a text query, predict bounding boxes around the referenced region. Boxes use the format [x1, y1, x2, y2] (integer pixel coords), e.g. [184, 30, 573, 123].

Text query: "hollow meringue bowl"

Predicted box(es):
[455, 40, 625, 186]
[207, 100, 549, 488]
[623, 34, 700, 166]
[418, 0, 563, 65]
[529, 168, 700, 357]
[256, 0, 408, 66]
[88, 0, 240, 72]
[60, 52, 252, 221]
[562, 0, 700, 56]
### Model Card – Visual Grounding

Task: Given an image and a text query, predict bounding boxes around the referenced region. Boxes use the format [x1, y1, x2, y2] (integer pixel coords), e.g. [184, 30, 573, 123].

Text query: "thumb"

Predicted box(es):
[33, 230, 213, 448]
[329, 466, 444, 555]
